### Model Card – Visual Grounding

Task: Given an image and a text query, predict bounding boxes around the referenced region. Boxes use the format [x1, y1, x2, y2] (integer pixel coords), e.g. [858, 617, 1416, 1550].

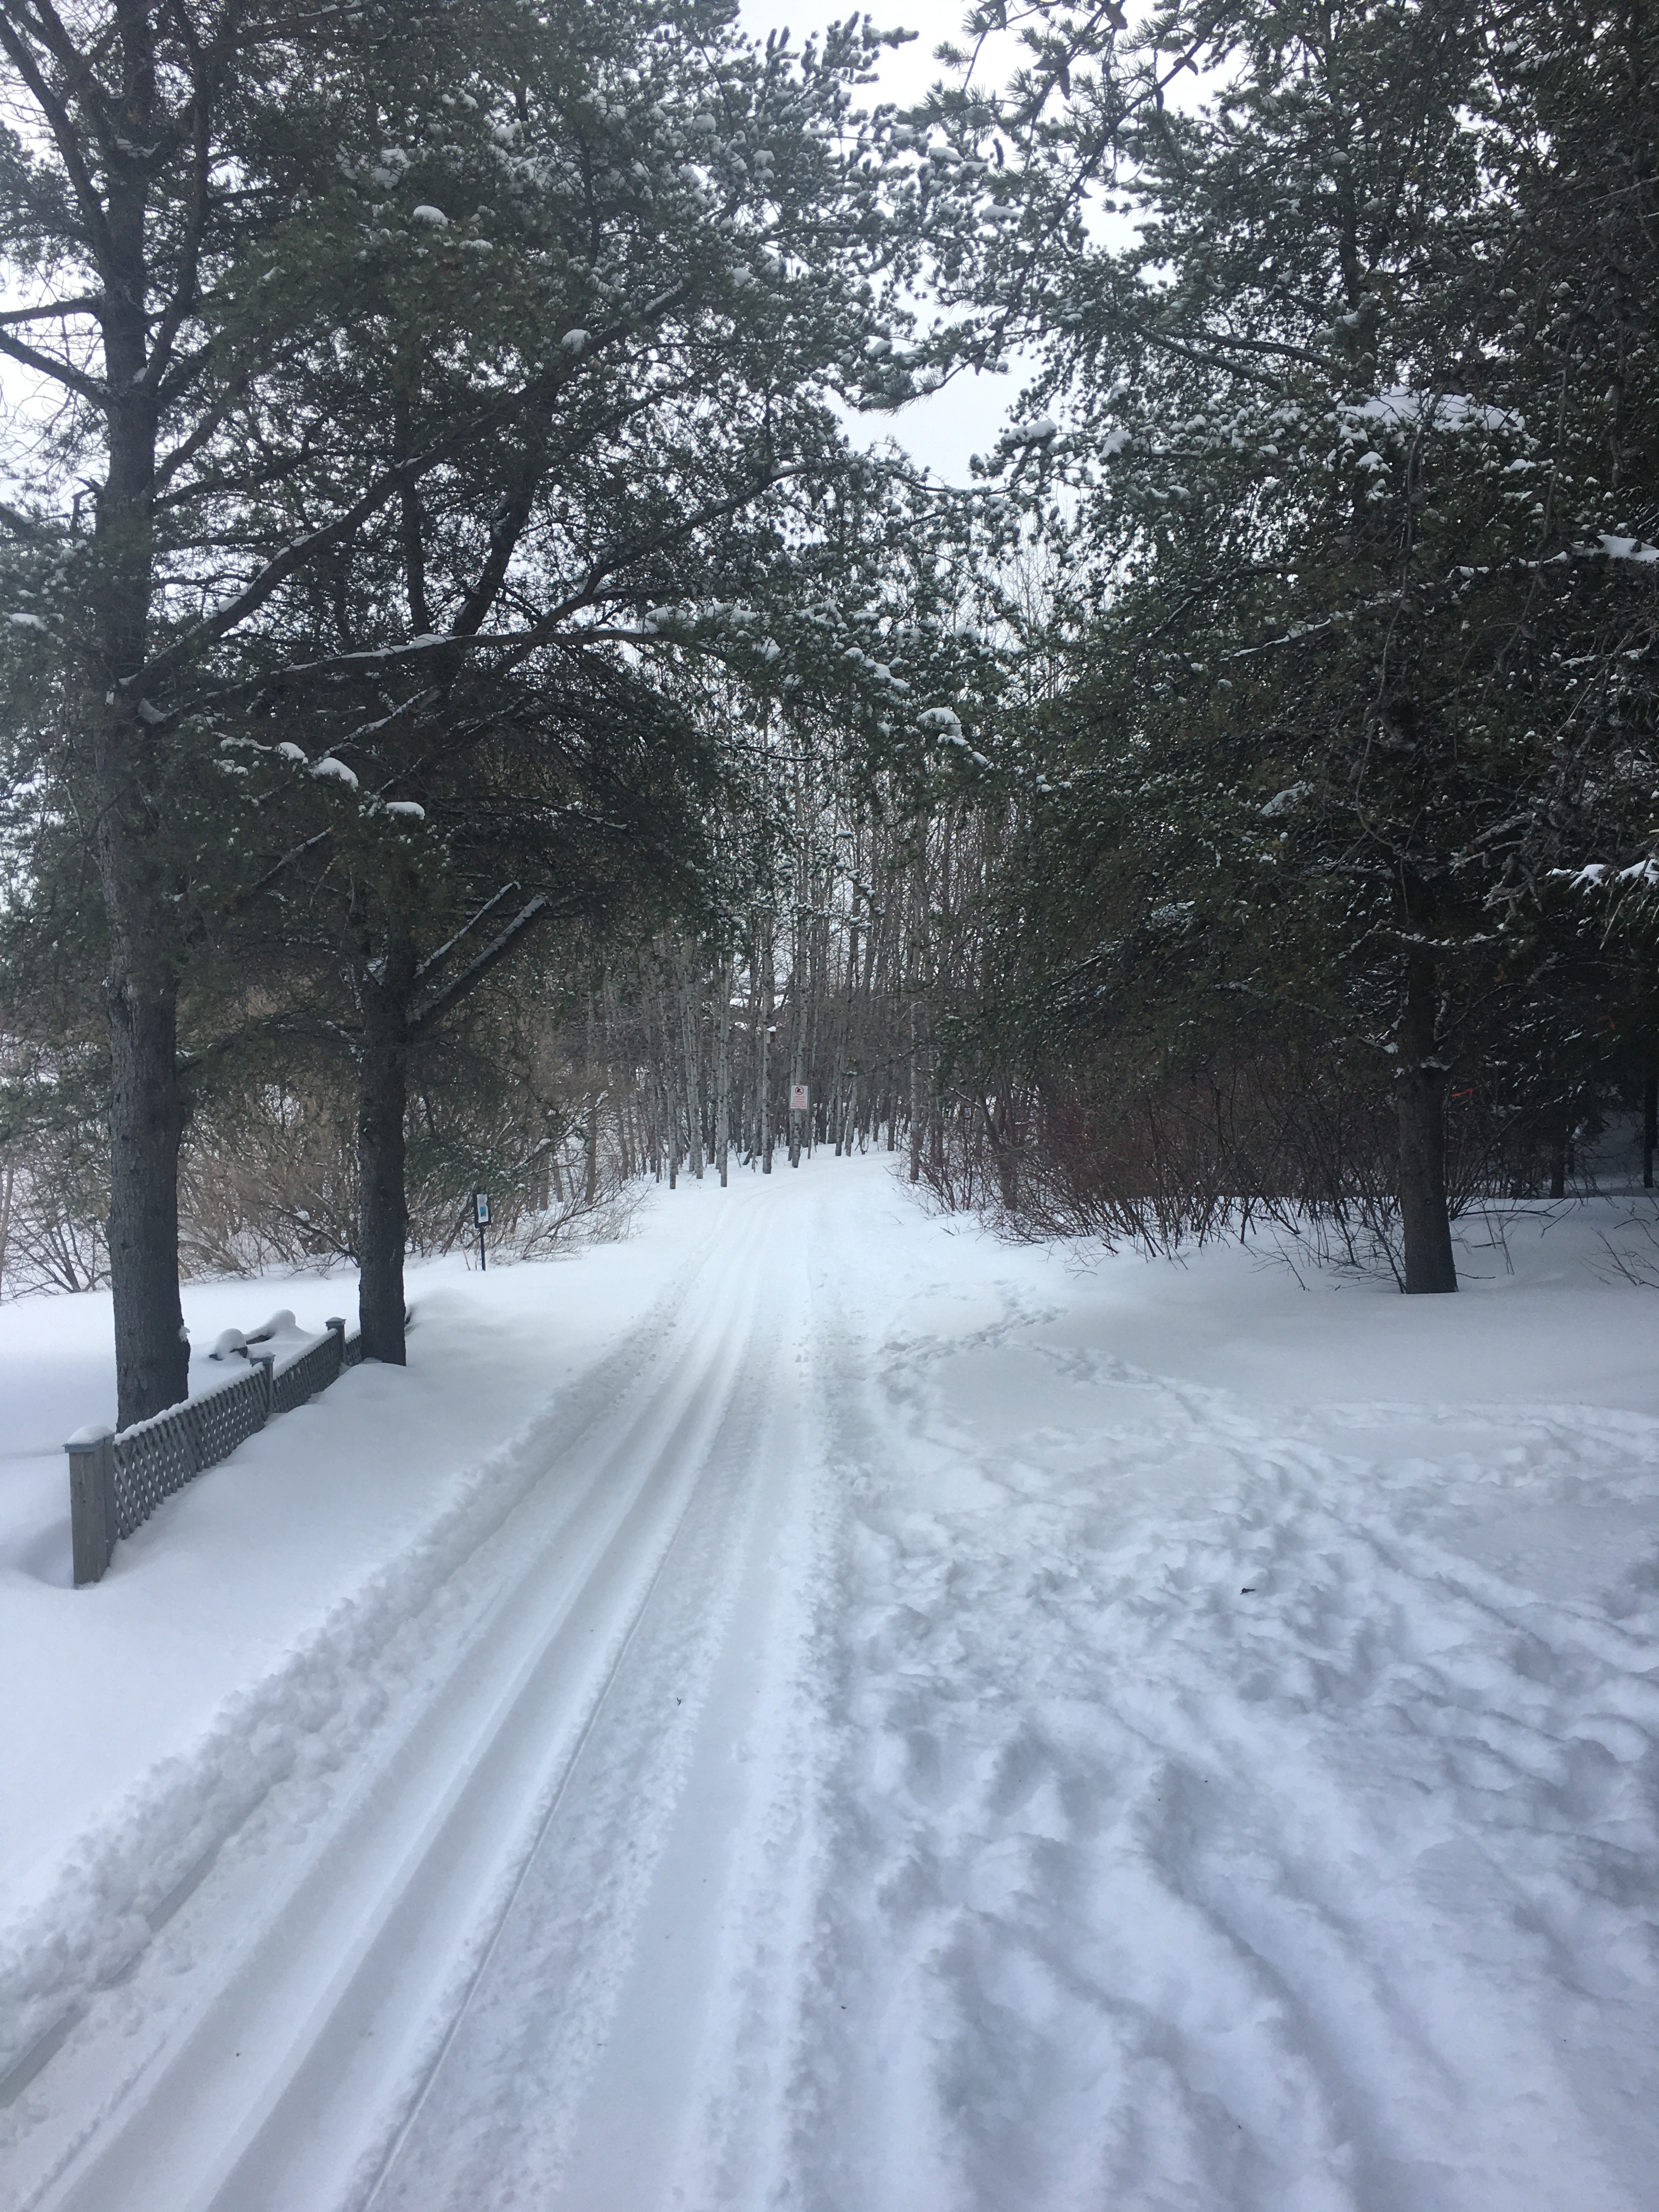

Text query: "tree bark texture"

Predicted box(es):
[1395, 950, 1458, 1293]
[103, 923, 190, 1425]
[357, 940, 417, 1363]
[715, 952, 731, 1188]
[96, 106, 191, 1423]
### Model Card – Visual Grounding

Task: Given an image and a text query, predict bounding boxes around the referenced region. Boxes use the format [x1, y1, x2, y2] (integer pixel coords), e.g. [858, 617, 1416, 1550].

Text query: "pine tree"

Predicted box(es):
[930, 0, 1659, 1286]
[0, 0, 960, 1402]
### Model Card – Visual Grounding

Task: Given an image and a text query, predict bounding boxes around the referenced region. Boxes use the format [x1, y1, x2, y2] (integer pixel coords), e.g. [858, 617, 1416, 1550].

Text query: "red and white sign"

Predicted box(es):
[789, 1083, 810, 1111]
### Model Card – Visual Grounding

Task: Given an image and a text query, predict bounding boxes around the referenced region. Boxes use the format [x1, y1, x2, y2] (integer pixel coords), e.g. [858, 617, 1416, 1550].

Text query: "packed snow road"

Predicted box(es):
[2, 1157, 1658, 2210]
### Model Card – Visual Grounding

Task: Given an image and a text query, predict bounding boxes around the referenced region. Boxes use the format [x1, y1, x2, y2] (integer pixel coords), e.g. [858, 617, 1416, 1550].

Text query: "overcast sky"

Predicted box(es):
[737, 0, 1034, 484]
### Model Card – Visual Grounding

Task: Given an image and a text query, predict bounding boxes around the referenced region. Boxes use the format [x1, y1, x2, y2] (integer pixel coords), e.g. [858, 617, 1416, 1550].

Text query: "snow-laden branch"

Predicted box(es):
[412, 881, 523, 987]
[407, 893, 580, 1037]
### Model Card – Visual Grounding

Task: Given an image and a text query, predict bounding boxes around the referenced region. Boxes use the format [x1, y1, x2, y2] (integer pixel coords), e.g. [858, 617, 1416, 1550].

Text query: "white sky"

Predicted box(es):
[737, 0, 1034, 485]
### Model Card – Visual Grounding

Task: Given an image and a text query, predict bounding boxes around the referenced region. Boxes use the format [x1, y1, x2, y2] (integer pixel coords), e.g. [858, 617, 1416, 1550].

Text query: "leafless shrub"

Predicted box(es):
[1594, 1200, 1659, 1288]
[0, 1043, 111, 1296]
[0, 1153, 110, 1294]
[918, 1031, 1567, 1283]
[0, 992, 651, 1300]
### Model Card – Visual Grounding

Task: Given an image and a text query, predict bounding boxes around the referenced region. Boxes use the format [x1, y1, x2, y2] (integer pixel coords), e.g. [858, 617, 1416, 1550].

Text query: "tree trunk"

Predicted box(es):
[789, 763, 808, 1169]
[1643, 1068, 1656, 1190]
[96, 151, 190, 1424]
[357, 940, 416, 1363]
[908, 997, 924, 1184]
[680, 947, 704, 1180]
[103, 927, 190, 1425]
[760, 934, 775, 1173]
[1395, 950, 1458, 1293]
[715, 949, 731, 1188]
[907, 848, 928, 1185]
[788, 990, 805, 1171]
[584, 995, 600, 1206]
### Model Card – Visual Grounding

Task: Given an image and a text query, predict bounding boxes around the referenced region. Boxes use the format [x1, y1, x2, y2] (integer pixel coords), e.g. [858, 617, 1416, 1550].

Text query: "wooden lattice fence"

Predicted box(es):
[65, 1317, 363, 1585]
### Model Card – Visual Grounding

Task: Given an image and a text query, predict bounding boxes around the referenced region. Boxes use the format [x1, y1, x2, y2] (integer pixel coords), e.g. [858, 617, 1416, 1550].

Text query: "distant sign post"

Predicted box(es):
[473, 1190, 490, 1272]
[789, 1083, 809, 1113]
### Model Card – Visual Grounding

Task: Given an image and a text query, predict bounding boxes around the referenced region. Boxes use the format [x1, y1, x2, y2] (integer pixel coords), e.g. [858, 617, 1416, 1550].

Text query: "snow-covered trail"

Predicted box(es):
[3, 1158, 1658, 2211]
[4, 1176, 826, 2211]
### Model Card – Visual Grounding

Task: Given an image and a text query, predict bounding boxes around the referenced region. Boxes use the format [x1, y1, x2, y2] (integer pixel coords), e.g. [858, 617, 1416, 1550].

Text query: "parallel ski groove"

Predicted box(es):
[12, 1204, 773, 2212]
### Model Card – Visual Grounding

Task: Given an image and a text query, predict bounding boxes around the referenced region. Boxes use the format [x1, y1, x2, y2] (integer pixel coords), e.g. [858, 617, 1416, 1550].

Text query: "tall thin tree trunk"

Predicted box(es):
[95, 115, 191, 1425]
[1395, 950, 1458, 1294]
[761, 932, 775, 1173]
[715, 948, 731, 1188]
[788, 986, 805, 1170]
[908, 997, 924, 1184]
[671, 941, 701, 1181]
[584, 994, 600, 1206]
[1643, 1067, 1656, 1190]
[789, 761, 809, 1169]
[357, 932, 417, 1363]
[743, 932, 764, 1163]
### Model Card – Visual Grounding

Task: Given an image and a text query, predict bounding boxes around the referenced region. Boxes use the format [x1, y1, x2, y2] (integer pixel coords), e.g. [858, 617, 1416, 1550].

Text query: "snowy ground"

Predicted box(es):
[1, 1158, 1657, 2211]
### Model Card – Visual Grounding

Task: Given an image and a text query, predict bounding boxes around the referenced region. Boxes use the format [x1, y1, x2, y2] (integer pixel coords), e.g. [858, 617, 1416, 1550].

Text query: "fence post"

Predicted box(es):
[66, 1425, 116, 1585]
[249, 1346, 275, 1423]
[325, 1317, 346, 1384]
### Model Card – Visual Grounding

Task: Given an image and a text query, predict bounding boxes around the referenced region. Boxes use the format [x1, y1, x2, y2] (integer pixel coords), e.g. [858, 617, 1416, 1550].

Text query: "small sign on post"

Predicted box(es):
[473, 1190, 490, 1272]
[789, 1083, 809, 1113]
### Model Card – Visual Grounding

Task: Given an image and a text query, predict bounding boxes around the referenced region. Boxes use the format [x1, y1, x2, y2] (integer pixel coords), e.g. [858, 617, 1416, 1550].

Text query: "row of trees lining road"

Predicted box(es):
[885, 0, 1659, 1291]
[4, 0, 1659, 1394]
[0, 0, 996, 1417]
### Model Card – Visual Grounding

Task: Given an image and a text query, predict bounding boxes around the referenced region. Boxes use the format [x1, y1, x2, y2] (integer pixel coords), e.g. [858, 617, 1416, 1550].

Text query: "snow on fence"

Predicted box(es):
[64, 1314, 363, 1585]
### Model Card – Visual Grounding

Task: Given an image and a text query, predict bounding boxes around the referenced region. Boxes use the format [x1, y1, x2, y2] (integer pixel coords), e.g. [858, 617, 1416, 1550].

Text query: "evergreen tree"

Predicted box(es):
[0, 0, 949, 1404]
[929, 0, 1659, 1286]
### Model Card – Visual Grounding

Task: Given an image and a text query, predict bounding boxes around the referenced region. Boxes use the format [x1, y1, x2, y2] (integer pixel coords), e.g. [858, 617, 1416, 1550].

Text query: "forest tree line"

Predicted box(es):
[2, 0, 1658, 1419]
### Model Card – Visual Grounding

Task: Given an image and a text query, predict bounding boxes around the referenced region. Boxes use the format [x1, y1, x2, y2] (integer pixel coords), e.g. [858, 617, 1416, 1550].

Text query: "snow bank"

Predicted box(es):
[762, 1188, 1659, 2211]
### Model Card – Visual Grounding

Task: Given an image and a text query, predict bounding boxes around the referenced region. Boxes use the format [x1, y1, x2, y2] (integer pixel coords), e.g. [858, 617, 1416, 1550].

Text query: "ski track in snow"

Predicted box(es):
[2, 1161, 1657, 2210]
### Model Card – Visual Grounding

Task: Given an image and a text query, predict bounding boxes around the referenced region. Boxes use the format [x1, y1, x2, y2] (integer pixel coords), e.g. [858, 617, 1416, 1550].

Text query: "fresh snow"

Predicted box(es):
[1351, 388, 1522, 436]
[1, 1159, 1657, 2210]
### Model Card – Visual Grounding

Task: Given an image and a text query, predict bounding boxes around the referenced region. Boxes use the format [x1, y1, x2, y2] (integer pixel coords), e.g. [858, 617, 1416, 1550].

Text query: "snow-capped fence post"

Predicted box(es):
[249, 1345, 276, 1410]
[326, 1317, 365, 1380]
[66, 1425, 116, 1586]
